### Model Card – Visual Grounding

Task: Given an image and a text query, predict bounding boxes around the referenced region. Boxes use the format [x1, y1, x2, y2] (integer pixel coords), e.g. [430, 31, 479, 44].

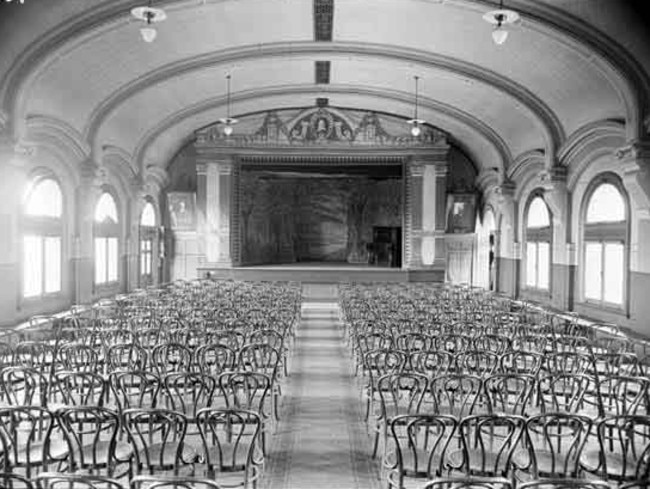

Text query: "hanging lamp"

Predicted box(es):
[131, 0, 167, 43]
[406, 76, 425, 137]
[483, 0, 519, 45]
[219, 74, 238, 136]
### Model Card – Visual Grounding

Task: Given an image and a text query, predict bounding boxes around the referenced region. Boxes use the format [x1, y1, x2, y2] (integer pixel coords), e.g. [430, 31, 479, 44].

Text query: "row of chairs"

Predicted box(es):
[0, 406, 263, 486]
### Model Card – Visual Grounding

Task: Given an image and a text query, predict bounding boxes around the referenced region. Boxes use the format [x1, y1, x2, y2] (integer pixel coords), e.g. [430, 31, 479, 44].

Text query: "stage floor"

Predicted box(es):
[199, 262, 443, 283]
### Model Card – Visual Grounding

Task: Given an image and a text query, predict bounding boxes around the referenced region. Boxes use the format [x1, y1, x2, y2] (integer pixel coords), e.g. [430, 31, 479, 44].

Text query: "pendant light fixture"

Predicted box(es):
[219, 74, 238, 136]
[483, 0, 519, 45]
[131, 0, 167, 43]
[406, 76, 425, 138]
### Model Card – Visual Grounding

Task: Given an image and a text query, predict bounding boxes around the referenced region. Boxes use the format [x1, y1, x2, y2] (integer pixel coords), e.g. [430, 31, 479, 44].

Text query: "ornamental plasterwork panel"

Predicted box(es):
[195, 107, 447, 148]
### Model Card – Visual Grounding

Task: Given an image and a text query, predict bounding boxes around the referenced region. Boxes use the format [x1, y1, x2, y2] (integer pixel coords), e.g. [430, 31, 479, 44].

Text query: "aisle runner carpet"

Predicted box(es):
[263, 284, 380, 489]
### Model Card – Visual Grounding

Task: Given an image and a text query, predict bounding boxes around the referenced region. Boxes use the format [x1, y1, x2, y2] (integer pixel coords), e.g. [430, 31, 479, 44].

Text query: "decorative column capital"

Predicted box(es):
[408, 162, 424, 177]
[617, 139, 650, 219]
[540, 166, 568, 192]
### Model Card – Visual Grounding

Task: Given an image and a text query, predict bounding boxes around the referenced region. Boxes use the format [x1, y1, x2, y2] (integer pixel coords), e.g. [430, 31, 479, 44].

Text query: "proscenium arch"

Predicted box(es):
[82, 42, 563, 154]
[1, 0, 645, 144]
[132, 83, 512, 176]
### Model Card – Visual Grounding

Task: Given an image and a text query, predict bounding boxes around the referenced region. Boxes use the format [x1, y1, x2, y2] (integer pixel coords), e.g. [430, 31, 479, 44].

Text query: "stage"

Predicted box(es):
[198, 262, 444, 283]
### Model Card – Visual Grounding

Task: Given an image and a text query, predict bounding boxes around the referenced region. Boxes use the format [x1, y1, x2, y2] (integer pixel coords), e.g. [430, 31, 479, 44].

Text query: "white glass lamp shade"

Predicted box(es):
[223, 124, 234, 136]
[492, 26, 508, 45]
[411, 124, 422, 137]
[140, 26, 157, 43]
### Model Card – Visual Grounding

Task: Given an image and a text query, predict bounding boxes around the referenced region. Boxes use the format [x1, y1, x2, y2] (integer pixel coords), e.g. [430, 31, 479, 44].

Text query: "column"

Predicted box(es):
[406, 153, 448, 271]
[540, 165, 571, 309]
[0, 134, 26, 326]
[618, 140, 650, 329]
[404, 160, 423, 268]
[202, 155, 234, 266]
[73, 162, 102, 304]
[495, 180, 518, 296]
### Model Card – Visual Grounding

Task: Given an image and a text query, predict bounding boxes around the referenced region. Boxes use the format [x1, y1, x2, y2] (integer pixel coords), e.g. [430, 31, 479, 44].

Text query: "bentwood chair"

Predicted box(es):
[384, 414, 457, 489]
[57, 405, 134, 478]
[130, 475, 225, 489]
[420, 476, 513, 489]
[195, 408, 264, 489]
[580, 414, 650, 483]
[122, 408, 198, 476]
[0, 472, 35, 489]
[110, 371, 161, 412]
[518, 479, 612, 489]
[0, 406, 68, 478]
[446, 414, 525, 478]
[513, 413, 592, 480]
[35, 472, 126, 489]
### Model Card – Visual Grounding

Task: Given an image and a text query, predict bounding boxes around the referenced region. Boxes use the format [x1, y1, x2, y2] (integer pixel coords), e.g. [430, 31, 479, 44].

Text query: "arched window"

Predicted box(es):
[524, 194, 551, 290]
[583, 178, 627, 306]
[22, 177, 63, 298]
[139, 201, 157, 286]
[94, 191, 120, 286]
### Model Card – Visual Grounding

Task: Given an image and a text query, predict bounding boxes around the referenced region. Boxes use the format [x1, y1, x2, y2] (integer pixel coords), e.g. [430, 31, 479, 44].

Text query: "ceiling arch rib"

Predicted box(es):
[2, 0, 643, 146]
[84, 42, 556, 158]
[131, 85, 507, 178]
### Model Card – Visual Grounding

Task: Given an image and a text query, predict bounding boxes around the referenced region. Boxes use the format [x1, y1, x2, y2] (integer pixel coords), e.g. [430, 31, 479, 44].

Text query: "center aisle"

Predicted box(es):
[263, 283, 380, 489]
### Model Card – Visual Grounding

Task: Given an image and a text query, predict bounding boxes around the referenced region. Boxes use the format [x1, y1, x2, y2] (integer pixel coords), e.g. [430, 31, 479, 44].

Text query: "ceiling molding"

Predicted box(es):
[130, 83, 511, 175]
[507, 148, 545, 185]
[557, 119, 626, 167]
[23, 114, 91, 164]
[0, 0, 643, 145]
[82, 41, 562, 154]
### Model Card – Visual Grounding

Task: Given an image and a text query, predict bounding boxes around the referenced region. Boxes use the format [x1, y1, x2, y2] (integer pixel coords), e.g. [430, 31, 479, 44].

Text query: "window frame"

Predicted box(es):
[139, 201, 158, 287]
[523, 191, 552, 292]
[580, 174, 629, 311]
[93, 190, 121, 288]
[21, 176, 64, 300]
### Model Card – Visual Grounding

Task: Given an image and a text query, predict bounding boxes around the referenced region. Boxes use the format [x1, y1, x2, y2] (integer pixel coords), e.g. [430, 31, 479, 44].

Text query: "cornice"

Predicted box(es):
[82, 41, 562, 152]
[132, 84, 510, 174]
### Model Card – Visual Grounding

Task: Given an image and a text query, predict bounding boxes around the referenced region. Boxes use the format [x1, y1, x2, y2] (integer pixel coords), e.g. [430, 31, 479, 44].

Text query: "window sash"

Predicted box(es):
[584, 240, 625, 306]
[94, 236, 119, 285]
[525, 240, 550, 290]
[23, 235, 62, 298]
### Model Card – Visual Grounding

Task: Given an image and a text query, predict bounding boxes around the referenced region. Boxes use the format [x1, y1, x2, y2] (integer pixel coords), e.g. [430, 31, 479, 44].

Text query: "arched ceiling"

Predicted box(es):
[0, 0, 648, 187]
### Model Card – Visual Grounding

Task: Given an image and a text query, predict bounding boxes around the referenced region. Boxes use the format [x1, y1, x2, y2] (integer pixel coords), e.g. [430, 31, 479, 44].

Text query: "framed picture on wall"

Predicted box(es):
[446, 193, 477, 234]
[168, 192, 196, 230]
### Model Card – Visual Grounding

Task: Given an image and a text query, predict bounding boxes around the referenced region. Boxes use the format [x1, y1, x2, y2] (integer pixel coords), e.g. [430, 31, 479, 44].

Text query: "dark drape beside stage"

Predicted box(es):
[240, 173, 402, 265]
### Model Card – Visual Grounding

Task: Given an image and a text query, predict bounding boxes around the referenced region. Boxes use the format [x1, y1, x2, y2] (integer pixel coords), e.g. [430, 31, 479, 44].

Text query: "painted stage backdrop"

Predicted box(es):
[240, 172, 402, 265]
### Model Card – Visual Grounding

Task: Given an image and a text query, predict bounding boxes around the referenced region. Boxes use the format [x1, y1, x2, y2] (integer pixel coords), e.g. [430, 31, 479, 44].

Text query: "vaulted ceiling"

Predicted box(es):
[1, 0, 648, 190]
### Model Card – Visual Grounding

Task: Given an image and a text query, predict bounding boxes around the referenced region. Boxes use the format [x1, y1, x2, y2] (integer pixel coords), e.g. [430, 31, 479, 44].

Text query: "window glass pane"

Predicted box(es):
[538, 242, 550, 290]
[44, 237, 61, 293]
[23, 236, 43, 297]
[603, 243, 624, 304]
[584, 242, 603, 300]
[587, 183, 625, 223]
[25, 179, 62, 218]
[95, 193, 119, 224]
[527, 197, 550, 228]
[95, 238, 107, 284]
[107, 237, 119, 282]
[141, 203, 156, 226]
[526, 242, 537, 287]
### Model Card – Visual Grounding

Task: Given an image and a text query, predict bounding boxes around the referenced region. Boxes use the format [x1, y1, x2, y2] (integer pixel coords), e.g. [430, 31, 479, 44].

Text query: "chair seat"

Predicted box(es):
[447, 448, 509, 475]
[512, 449, 579, 477]
[134, 442, 198, 469]
[202, 441, 254, 472]
[11, 438, 68, 465]
[581, 449, 639, 479]
[76, 440, 134, 465]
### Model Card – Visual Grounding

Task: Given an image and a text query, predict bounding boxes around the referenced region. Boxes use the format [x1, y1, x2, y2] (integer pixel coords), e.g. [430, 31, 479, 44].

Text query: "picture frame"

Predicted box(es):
[446, 193, 477, 234]
[168, 191, 196, 230]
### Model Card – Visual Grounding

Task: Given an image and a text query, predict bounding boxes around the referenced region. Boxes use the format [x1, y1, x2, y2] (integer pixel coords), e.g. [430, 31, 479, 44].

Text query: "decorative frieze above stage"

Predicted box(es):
[166, 106, 477, 281]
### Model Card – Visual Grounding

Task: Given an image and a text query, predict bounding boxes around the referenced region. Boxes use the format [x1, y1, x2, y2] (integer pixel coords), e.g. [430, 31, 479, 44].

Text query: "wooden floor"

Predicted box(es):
[262, 283, 379, 488]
